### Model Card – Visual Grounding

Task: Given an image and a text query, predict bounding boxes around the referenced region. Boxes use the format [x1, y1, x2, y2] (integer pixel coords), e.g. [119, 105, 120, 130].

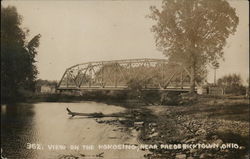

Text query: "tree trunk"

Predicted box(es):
[190, 63, 196, 94]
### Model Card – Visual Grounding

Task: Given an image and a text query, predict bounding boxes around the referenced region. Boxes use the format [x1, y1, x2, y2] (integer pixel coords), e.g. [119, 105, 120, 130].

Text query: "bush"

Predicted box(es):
[160, 92, 182, 105]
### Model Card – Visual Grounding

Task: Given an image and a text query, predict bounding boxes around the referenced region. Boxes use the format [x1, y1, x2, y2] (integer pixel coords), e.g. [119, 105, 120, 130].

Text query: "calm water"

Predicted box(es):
[1, 102, 145, 159]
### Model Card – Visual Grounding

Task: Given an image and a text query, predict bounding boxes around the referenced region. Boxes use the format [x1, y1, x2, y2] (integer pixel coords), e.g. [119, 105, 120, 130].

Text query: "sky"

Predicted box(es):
[2, 0, 249, 84]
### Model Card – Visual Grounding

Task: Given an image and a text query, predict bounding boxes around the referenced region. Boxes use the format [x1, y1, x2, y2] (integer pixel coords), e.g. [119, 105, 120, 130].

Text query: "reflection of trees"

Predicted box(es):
[1, 104, 36, 159]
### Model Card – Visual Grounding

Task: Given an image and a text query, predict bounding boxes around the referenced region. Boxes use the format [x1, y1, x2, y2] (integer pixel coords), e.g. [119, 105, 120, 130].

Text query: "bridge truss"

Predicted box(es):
[57, 58, 193, 91]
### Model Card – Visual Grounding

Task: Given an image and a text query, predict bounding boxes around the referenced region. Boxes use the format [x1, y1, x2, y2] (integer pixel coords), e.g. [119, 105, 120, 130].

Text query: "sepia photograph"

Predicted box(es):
[1, 0, 249, 158]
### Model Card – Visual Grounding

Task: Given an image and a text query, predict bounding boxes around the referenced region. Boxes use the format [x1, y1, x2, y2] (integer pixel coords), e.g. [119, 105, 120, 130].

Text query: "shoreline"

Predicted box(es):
[94, 96, 249, 159]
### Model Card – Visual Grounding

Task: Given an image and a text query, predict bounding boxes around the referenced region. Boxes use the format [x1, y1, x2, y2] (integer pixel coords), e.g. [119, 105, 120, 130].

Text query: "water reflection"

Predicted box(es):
[1, 102, 145, 159]
[1, 104, 36, 159]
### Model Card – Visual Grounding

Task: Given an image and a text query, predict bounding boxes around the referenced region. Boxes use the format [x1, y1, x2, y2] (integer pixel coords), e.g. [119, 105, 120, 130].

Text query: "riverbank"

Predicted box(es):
[23, 90, 164, 107]
[99, 96, 249, 159]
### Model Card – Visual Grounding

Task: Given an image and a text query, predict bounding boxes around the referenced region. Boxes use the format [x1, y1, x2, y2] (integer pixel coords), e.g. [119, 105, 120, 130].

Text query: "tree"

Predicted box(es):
[1, 6, 41, 103]
[217, 74, 245, 95]
[148, 0, 239, 93]
[246, 77, 249, 97]
[36, 79, 58, 87]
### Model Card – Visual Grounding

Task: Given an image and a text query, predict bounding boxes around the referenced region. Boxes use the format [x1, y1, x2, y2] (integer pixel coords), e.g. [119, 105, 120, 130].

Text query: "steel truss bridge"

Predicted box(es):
[57, 58, 193, 91]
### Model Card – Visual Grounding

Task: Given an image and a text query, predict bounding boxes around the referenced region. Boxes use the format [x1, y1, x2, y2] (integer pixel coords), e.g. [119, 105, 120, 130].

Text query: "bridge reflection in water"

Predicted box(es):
[57, 58, 193, 92]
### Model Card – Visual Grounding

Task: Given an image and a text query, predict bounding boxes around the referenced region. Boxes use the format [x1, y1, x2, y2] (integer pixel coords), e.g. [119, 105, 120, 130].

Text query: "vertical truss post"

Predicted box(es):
[78, 68, 87, 88]
[89, 64, 92, 88]
[101, 62, 104, 88]
[66, 74, 69, 88]
[115, 63, 118, 88]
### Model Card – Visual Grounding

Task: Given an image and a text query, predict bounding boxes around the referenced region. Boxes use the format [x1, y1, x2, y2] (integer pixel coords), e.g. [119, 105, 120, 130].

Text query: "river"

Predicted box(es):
[1, 102, 145, 159]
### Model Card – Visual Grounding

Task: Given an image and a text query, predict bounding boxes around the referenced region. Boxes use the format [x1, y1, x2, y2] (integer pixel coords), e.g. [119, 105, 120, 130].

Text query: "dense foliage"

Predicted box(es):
[149, 0, 239, 92]
[217, 74, 246, 95]
[36, 79, 58, 87]
[1, 6, 41, 103]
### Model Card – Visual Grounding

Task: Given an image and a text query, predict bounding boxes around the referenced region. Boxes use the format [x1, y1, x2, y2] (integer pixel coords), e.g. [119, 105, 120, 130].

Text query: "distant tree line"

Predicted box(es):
[1, 6, 41, 103]
[217, 74, 247, 95]
[36, 79, 58, 87]
[35, 79, 58, 93]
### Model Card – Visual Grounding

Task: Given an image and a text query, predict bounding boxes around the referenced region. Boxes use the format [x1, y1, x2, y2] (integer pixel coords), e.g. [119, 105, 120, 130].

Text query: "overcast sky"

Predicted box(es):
[2, 0, 249, 84]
